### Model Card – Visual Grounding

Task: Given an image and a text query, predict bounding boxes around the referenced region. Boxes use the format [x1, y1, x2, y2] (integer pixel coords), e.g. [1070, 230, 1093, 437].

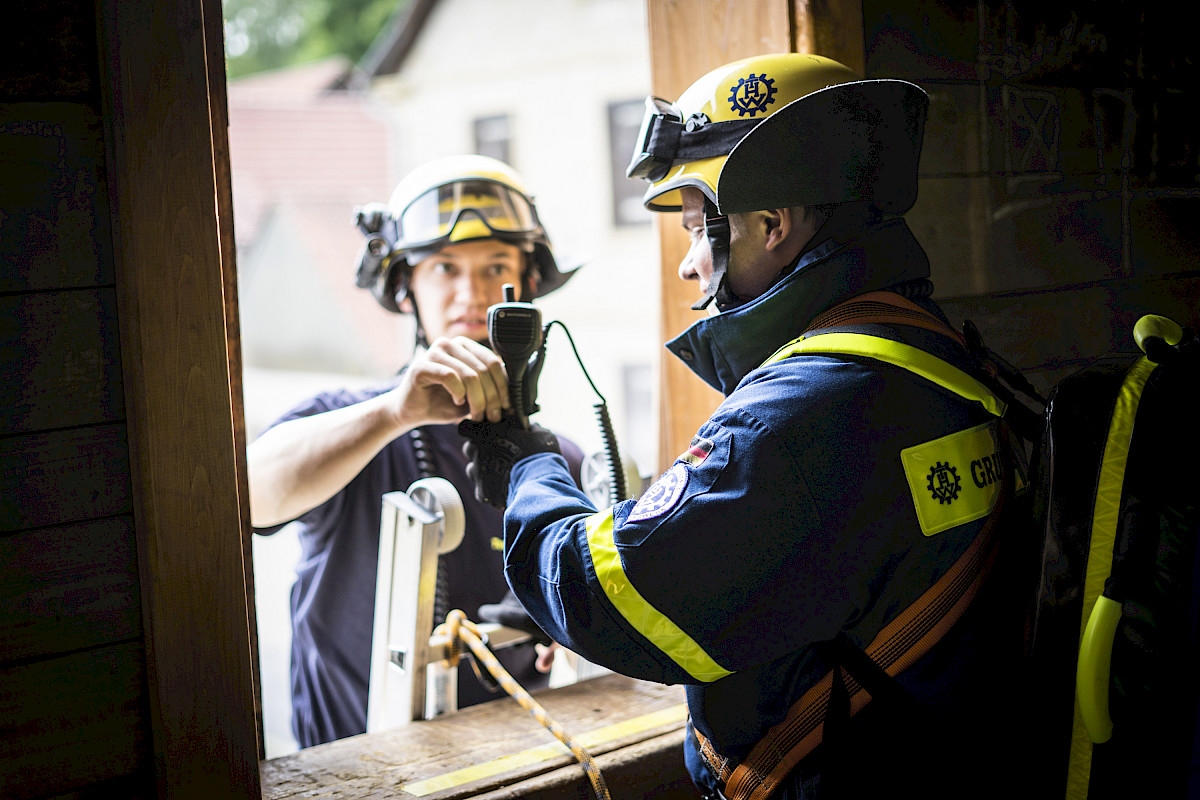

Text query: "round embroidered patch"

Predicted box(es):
[627, 463, 689, 523]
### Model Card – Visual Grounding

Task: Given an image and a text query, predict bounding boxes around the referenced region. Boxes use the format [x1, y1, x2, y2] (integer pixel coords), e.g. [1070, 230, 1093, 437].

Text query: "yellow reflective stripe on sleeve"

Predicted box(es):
[584, 509, 733, 683]
[901, 421, 1006, 536]
[1065, 355, 1158, 800]
[764, 332, 1007, 418]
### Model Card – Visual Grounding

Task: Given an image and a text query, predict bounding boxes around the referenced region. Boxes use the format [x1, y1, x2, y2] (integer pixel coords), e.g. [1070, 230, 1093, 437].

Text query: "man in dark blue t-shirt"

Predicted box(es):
[247, 155, 582, 748]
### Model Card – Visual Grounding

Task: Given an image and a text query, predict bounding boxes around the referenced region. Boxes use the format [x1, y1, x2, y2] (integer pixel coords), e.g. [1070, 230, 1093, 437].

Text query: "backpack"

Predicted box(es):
[703, 301, 1200, 800]
[1001, 314, 1200, 799]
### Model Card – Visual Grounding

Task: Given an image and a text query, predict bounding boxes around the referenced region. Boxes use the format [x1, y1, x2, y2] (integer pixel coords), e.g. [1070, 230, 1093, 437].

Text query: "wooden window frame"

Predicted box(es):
[90, 1, 860, 796]
[98, 0, 261, 796]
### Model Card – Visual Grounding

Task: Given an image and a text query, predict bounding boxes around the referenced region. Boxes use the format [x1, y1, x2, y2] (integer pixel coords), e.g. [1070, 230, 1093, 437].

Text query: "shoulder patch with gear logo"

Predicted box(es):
[627, 463, 689, 523]
[901, 421, 1007, 536]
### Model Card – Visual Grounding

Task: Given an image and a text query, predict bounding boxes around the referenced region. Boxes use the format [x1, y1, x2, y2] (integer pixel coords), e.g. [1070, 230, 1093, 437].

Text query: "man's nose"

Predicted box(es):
[678, 254, 701, 282]
[456, 271, 489, 302]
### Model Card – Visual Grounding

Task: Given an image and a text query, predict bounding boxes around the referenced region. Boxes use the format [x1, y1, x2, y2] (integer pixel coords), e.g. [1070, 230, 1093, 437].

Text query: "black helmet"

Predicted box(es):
[628, 53, 928, 215]
[627, 53, 928, 311]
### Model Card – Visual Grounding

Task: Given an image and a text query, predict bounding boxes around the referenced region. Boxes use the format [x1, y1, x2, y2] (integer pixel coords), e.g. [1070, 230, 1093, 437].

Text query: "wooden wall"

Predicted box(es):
[1, 2, 260, 798]
[0, 5, 148, 796]
[650, 1, 1200, 467]
[875, 2, 1200, 398]
[646, 1, 791, 470]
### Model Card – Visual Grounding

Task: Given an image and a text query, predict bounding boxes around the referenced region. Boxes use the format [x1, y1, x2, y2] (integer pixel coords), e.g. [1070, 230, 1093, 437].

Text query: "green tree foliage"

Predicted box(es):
[223, 0, 406, 79]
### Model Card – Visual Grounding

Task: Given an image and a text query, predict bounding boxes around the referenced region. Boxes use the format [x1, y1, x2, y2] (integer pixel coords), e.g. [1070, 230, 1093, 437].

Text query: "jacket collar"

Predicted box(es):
[664, 218, 931, 395]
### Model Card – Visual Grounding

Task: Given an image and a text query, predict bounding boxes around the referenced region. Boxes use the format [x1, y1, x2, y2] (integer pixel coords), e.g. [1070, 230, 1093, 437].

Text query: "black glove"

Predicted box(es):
[478, 590, 554, 647]
[458, 418, 561, 509]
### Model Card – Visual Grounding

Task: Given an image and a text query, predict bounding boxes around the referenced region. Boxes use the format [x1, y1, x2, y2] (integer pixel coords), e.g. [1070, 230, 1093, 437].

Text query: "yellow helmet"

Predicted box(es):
[354, 154, 573, 314]
[627, 53, 928, 215]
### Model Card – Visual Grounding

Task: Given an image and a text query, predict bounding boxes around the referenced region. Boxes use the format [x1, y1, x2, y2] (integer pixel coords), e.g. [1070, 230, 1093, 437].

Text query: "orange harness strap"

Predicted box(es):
[698, 501, 1004, 800]
[803, 290, 967, 348]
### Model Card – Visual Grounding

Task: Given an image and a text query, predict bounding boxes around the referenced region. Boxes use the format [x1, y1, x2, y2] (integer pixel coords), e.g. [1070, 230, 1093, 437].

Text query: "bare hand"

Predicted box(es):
[390, 336, 510, 429]
[535, 642, 559, 674]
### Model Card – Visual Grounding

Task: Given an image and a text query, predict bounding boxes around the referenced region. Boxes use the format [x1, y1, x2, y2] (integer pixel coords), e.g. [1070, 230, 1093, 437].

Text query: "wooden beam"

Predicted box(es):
[795, 0, 866, 73]
[95, 0, 260, 796]
[201, 0, 265, 761]
[644, 0, 866, 470]
[645, 0, 794, 471]
[260, 673, 688, 799]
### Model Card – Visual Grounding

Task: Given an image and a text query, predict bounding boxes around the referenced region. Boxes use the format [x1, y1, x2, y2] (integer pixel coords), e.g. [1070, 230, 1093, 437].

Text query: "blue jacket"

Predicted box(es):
[503, 221, 1023, 797]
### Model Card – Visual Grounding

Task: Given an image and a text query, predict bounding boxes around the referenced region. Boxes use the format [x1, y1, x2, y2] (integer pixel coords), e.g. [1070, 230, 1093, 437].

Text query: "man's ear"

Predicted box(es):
[762, 207, 791, 251]
[398, 293, 414, 314]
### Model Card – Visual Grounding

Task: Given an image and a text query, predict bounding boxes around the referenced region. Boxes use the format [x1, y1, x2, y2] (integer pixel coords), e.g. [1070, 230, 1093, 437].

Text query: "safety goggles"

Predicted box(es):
[394, 178, 541, 255]
[626, 95, 761, 183]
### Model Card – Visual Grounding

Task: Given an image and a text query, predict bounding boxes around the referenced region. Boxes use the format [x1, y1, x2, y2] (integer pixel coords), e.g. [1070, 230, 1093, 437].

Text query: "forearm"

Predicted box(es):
[503, 456, 698, 685]
[247, 393, 407, 527]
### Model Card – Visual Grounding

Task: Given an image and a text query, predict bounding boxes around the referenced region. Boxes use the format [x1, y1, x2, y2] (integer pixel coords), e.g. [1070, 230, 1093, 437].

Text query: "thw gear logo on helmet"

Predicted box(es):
[728, 73, 777, 117]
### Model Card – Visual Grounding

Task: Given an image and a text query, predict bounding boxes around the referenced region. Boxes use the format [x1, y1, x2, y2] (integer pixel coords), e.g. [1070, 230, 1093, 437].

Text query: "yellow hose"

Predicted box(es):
[435, 609, 613, 800]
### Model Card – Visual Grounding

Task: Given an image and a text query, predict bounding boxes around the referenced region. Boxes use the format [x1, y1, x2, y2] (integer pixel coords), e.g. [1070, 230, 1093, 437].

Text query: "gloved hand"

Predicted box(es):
[458, 418, 560, 509]
[477, 590, 554, 647]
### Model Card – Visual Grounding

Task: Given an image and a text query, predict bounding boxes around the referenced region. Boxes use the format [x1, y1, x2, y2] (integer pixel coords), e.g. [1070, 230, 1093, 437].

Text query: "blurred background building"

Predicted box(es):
[226, 0, 656, 758]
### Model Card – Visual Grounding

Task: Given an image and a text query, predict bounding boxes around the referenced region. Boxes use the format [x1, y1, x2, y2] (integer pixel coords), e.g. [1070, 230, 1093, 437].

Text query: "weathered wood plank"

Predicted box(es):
[97, 0, 261, 794]
[0, 643, 150, 800]
[260, 673, 688, 800]
[0, 103, 110, 291]
[0, 517, 141, 664]
[39, 773, 153, 800]
[798, 0, 866, 73]
[0, 289, 125, 435]
[0, 424, 131, 532]
[0, 5, 96, 99]
[646, 0, 796, 472]
[468, 730, 697, 800]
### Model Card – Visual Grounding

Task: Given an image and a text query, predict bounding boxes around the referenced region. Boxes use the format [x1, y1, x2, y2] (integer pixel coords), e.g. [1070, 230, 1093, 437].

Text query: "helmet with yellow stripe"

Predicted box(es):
[354, 154, 573, 314]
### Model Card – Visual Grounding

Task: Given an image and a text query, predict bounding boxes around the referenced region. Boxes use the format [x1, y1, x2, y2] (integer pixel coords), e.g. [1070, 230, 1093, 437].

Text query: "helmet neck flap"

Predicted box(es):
[666, 217, 931, 396]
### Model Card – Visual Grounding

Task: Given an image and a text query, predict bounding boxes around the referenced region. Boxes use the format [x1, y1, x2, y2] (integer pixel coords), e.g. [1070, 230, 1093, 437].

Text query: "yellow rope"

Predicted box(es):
[434, 609, 613, 800]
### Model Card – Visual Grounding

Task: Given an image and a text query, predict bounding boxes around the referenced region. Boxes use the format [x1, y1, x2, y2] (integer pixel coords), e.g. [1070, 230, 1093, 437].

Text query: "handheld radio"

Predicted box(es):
[485, 287, 629, 503]
[487, 284, 545, 430]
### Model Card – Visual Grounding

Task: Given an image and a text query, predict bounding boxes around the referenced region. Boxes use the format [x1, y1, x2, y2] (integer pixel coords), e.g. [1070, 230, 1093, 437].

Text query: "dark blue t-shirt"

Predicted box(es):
[255, 376, 584, 748]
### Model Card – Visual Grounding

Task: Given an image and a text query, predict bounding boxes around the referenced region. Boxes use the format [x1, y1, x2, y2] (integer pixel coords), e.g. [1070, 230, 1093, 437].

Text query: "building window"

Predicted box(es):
[474, 115, 510, 164]
[608, 99, 651, 226]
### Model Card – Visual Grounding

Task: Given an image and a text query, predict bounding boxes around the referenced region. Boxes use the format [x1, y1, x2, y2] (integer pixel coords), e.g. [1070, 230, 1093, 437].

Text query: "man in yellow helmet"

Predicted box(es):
[248, 155, 583, 749]
[460, 55, 1028, 798]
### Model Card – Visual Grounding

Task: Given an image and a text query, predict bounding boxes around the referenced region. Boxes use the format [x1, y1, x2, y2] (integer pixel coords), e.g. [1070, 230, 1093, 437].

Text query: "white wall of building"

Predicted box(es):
[370, 0, 661, 472]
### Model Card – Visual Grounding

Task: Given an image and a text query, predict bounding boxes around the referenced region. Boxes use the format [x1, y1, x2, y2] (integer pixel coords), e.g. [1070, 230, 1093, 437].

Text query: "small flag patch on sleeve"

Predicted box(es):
[677, 435, 714, 467]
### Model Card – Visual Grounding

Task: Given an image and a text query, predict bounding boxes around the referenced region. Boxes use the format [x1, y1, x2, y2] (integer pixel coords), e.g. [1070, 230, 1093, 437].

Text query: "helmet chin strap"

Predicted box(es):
[692, 201, 889, 312]
[691, 199, 742, 312]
